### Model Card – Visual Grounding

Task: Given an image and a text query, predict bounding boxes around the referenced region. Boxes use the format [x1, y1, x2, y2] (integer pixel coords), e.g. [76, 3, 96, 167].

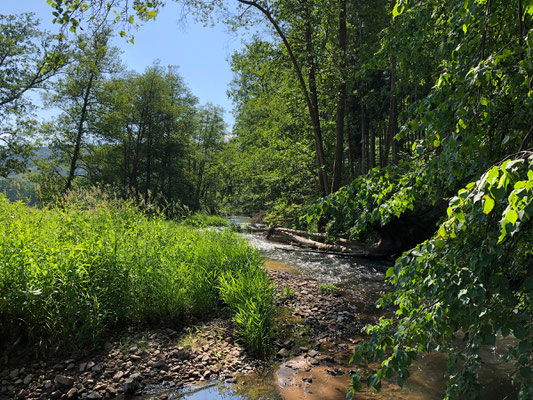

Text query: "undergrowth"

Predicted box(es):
[0, 193, 272, 356]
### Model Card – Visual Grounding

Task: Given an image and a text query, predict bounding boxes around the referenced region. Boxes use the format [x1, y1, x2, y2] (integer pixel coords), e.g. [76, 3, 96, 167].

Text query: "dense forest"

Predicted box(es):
[1, 0, 532, 399]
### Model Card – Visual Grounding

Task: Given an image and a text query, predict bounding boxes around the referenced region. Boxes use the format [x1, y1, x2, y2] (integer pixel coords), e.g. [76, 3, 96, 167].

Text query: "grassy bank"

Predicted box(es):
[0, 194, 273, 355]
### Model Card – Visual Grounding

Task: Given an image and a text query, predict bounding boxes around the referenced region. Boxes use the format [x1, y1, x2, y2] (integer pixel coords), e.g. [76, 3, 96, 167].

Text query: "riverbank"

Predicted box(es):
[0, 267, 375, 400]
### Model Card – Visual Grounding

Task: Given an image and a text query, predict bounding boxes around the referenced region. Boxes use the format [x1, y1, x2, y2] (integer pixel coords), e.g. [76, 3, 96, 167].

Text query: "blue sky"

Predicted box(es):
[2, 0, 246, 129]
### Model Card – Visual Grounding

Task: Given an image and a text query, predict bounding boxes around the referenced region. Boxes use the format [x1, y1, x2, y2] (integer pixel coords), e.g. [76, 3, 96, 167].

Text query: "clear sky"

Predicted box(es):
[2, 0, 245, 129]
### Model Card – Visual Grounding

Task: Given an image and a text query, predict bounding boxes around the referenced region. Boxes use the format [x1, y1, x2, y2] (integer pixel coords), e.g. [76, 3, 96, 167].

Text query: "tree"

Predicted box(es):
[0, 13, 64, 177]
[41, 28, 120, 193]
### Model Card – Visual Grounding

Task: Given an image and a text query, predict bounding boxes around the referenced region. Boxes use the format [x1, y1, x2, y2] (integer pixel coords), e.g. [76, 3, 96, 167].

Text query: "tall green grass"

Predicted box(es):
[182, 212, 230, 228]
[0, 193, 272, 355]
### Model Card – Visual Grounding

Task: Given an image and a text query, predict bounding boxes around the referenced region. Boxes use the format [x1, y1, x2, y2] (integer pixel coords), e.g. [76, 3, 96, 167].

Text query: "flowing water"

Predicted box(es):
[148, 216, 518, 400]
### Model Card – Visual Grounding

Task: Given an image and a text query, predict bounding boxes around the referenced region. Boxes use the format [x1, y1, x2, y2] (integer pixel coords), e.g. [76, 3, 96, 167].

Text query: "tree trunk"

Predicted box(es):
[383, 55, 398, 166]
[331, 0, 347, 193]
[65, 72, 94, 193]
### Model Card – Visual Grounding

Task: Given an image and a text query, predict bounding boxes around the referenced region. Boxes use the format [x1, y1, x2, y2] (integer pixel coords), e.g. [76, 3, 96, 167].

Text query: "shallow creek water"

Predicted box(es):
[148, 216, 518, 400]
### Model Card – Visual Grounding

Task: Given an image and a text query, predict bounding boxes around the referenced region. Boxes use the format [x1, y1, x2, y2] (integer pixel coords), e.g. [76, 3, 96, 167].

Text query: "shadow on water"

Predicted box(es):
[152, 216, 518, 400]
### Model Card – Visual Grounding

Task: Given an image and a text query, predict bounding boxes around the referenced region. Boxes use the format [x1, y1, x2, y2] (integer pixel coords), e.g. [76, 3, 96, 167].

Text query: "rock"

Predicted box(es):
[225, 378, 237, 384]
[79, 362, 88, 373]
[326, 368, 343, 376]
[302, 377, 313, 383]
[150, 359, 167, 369]
[23, 374, 32, 385]
[123, 378, 138, 395]
[107, 386, 118, 397]
[55, 374, 74, 388]
[9, 369, 19, 379]
[172, 349, 191, 361]
[308, 350, 319, 358]
[86, 391, 103, 399]
[51, 390, 61, 399]
[66, 388, 79, 399]
[112, 371, 124, 381]
[91, 364, 103, 374]
[277, 348, 290, 358]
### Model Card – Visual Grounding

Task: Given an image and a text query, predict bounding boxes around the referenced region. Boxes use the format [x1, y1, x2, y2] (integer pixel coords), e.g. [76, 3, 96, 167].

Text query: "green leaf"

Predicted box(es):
[505, 209, 518, 224]
[483, 195, 495, 214]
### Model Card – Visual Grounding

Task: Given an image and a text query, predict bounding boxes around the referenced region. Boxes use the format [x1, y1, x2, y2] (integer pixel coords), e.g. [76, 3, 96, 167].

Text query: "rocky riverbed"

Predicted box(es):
[0, 268, 377, 400]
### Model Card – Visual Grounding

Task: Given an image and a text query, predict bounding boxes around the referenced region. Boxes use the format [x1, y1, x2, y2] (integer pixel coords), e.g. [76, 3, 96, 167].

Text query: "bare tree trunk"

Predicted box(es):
[65, 72, 94, 193]
[331, 0, 347, 193]
[369, 118, 375, 169]
[383, 55, 398, 166]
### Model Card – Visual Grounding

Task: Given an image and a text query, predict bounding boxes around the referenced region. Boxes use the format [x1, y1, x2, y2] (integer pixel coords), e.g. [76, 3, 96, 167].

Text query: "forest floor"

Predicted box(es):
[0, 269, 375, 400]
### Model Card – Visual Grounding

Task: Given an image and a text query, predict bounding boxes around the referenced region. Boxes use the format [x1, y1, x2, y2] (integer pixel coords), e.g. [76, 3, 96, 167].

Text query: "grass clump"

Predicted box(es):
[319, 283, 339, 294]
[183, 213, 230, 228]
[218, 270, 274, 357]
[0, 193, 272, 355]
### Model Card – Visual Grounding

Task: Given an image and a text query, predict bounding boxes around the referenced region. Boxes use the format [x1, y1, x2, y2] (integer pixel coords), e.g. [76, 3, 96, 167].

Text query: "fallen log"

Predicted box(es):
[267, 227, 393, 259]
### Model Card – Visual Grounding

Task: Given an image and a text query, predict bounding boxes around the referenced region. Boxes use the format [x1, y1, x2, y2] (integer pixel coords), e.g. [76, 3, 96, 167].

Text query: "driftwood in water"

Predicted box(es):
[266, 227, 391, 259]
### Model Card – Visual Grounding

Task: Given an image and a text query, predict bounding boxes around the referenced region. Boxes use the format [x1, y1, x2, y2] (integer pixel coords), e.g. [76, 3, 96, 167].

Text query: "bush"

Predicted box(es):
[0, 193, 272, 353]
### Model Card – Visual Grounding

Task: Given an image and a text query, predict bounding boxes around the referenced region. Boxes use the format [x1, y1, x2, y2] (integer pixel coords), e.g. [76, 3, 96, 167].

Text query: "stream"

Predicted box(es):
[147, 216, 518, 400]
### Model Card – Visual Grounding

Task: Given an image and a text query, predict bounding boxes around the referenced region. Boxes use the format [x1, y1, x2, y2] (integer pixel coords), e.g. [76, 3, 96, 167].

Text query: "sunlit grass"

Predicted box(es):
[0, 193, 272, 355]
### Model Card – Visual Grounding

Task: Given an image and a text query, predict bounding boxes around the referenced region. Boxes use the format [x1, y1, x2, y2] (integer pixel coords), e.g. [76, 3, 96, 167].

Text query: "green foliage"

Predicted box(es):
[183, 213, 230, 228]
[350, 156, 533, 398]
[307, 161, 441, 240]
[318, 283, 339, 295]
[218, 267, 275, 356]
[279, 284, 295, 300]
[0, 192, 273, 353]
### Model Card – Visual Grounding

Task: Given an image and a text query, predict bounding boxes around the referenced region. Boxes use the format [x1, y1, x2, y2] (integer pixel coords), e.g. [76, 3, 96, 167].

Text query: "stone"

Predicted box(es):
[112, 371, 124, 381]
[86, 391, 103, 399]
[308, 350, 319, 358]
[23, 374, 32, 385]
[66, 388, 79, 399]
[277, 348, 290, 358]
[55, 375, 74, 388]
[79, 363, 88, 373]
[9, 369, 19, 379]
[123, 379, 139, 395]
